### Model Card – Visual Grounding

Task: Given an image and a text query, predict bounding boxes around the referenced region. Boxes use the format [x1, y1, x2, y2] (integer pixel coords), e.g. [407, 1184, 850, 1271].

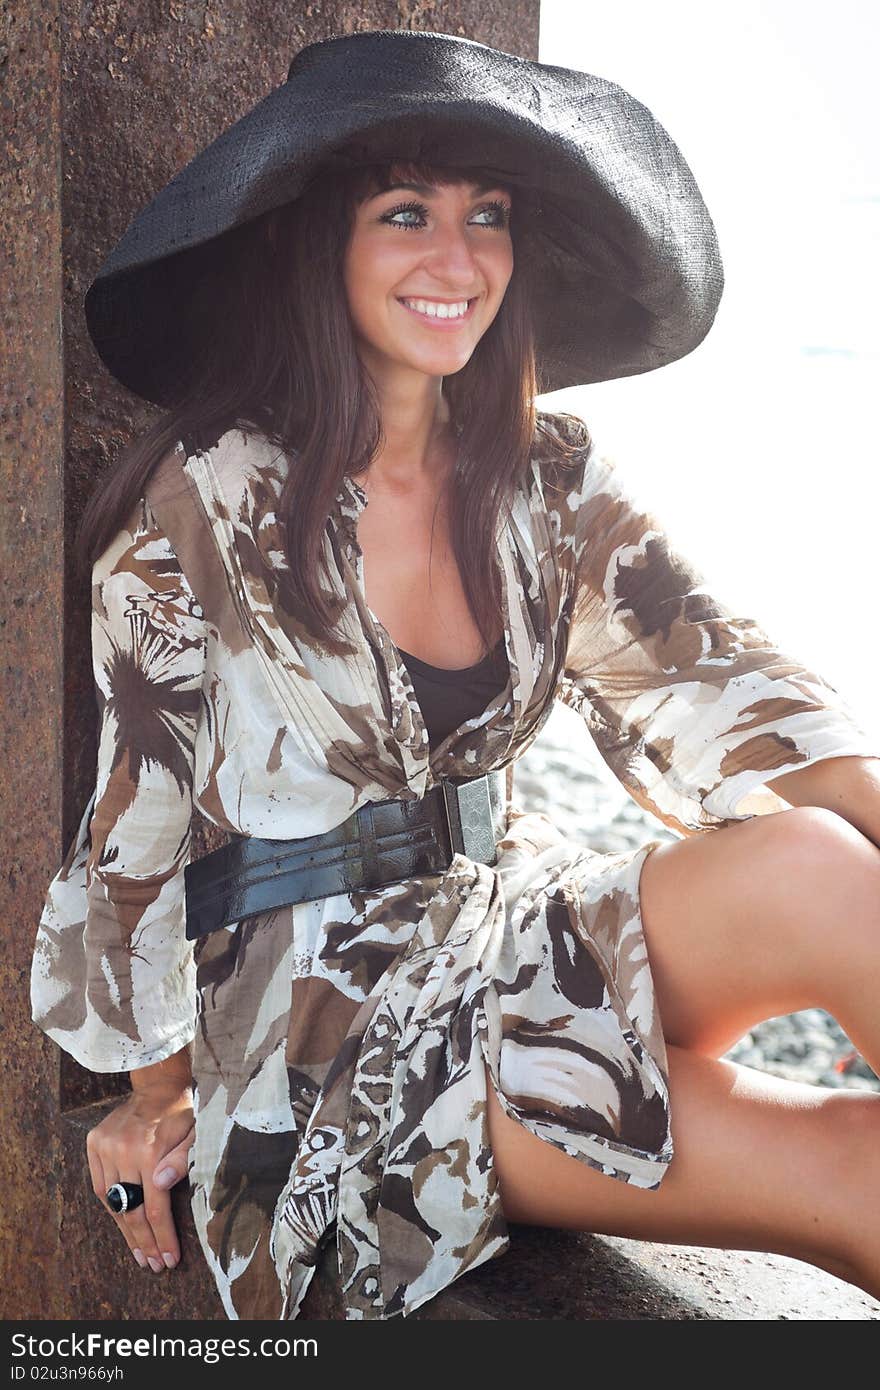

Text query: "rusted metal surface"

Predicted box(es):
[2, 0, 538, 1321]
[1, 0, 67, 1321]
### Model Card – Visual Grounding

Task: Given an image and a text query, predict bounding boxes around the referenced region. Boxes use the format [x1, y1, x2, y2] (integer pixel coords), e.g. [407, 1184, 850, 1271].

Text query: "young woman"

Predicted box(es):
[31, 29, 880, 1319]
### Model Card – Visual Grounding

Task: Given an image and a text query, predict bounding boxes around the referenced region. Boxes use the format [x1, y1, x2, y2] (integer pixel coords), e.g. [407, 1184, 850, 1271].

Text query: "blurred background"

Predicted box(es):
[538, 0, 879, 741]
[520, 0, 880, 1092]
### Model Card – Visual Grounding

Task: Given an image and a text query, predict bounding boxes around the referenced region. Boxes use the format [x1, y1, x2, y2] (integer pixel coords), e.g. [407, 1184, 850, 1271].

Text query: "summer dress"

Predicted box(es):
[31, 411, 879, 1319]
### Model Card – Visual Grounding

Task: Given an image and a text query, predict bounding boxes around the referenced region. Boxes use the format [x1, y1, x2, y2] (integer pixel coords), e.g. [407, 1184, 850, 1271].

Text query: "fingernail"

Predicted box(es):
[132, 1249, 147, 1269]
[162, 1252, 178, 1269]
[147, 1256, 164, 1273]
[155, 1167, 176, 1187]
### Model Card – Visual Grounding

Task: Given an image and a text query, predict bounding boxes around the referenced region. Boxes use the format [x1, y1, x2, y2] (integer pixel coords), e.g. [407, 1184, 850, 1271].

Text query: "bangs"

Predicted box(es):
[345, 157, 513, 206]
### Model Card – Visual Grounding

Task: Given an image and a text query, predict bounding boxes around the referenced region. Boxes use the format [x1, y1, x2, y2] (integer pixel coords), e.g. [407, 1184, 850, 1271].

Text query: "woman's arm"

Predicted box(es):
[31, 488, 207, 1073]
[129, 1042, 193, 1092]
[556, 437, 880, 837]
[767, 755, 880, 849]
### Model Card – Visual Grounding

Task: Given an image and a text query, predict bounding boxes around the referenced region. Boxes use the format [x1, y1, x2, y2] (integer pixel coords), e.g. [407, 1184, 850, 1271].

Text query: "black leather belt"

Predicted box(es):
[184, 770, 506, 940]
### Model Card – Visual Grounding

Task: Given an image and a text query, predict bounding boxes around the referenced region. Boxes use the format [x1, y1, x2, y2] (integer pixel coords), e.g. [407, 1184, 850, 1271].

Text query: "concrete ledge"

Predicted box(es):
[301, 1223, 880, 1320]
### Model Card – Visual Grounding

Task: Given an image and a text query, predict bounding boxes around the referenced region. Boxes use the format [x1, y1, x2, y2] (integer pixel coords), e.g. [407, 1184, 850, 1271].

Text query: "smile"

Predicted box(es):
[396, 297, 478, 326]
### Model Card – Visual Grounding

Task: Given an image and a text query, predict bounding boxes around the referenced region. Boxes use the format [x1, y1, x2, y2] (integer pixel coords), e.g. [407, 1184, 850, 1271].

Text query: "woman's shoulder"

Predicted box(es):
[176, 417, 291, 502]
[527, 409, 594, 502]
[515, 410, 595, 556]
[531, 409, 593, 474]
[534, 408, 592, 452]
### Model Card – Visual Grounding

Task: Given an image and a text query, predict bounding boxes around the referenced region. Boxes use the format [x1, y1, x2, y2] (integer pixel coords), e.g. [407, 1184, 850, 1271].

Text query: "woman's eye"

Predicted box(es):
[380, 199, 511, 231]
[474, 201, 511, 229]
[383, 200, 427, 229]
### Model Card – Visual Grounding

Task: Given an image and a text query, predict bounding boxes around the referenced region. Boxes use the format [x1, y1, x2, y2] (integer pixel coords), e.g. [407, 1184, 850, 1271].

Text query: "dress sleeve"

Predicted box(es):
[30, 492, 208, 1072]
[556, 436, 880, 836]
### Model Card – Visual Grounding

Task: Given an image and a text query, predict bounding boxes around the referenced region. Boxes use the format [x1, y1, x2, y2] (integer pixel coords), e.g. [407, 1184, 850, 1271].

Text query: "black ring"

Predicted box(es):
[106, 1181, 144, 1214]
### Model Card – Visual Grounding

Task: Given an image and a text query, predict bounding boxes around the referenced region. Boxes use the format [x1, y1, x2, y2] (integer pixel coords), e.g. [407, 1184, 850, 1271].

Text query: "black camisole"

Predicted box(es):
[395, 635, 509, 749]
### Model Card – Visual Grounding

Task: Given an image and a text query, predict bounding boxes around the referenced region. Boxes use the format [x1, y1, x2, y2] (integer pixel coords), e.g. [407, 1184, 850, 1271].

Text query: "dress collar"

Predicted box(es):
[339, 475, 368, 510]
[333, 475, 368, 561]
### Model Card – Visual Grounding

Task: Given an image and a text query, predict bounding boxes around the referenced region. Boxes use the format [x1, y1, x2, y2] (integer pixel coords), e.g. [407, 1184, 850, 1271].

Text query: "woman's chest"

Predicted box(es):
[172, 439, 570, 834]
[354, 490, 502, 668]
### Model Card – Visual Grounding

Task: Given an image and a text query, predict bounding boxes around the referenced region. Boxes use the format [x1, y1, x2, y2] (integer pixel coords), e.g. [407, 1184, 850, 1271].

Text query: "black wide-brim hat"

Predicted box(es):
[84, 27, 724, 406]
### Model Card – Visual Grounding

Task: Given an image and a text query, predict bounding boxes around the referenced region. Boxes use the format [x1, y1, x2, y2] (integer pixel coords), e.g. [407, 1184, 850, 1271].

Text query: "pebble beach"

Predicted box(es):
[513, 698, 880, 1094]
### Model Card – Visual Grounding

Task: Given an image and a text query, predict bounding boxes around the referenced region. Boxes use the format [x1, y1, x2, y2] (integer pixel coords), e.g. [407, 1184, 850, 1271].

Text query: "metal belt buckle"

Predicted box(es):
[439, 774, 498, 865]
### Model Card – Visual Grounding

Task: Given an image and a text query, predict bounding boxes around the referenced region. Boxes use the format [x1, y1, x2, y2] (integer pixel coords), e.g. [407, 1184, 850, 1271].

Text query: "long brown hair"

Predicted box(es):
[75, 155, 584, 652]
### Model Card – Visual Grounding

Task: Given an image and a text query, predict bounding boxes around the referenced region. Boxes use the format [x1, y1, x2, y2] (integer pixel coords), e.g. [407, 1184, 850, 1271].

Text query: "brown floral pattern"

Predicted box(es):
[31, 412, 878, 1319]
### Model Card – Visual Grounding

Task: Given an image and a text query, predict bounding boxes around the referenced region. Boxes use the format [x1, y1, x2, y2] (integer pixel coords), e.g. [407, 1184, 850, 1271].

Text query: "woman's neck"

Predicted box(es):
[354, 399, 456, 499]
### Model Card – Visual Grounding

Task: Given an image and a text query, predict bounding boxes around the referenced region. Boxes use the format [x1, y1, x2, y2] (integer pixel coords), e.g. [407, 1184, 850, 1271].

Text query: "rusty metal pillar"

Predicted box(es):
[2, 1, 538, 1321]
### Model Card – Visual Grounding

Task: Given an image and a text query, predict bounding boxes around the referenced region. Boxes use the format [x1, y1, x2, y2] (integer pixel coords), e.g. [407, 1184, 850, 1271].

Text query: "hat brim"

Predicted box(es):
[84, 28, 723, 404]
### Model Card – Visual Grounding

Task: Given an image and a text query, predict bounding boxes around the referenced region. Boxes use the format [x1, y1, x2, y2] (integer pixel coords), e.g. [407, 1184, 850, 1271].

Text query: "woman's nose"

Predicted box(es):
[424, 223, 481, 276]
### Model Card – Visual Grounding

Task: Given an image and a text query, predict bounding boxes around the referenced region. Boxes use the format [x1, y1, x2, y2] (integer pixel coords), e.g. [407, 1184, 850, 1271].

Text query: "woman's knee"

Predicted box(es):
[638, 805, 877, 1041]
[757, 805, 880, 979]
[764, 802, 877, 872]
[700, 803, 875, 929]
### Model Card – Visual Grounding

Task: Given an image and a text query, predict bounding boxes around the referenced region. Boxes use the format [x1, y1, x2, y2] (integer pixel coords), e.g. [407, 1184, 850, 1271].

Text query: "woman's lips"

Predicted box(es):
[395, 297, 478, 328]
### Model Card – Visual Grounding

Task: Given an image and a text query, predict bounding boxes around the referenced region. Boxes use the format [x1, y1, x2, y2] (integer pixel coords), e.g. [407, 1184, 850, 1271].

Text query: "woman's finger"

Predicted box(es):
[109, 1170, 176, 1273]
[112, 1169, 179, 1272]
[85, 1133, 136, 1240]
[86, 1130, 148, 1266]
[95, 1165, 152, 1270]
[87, 1134, 166, 1272]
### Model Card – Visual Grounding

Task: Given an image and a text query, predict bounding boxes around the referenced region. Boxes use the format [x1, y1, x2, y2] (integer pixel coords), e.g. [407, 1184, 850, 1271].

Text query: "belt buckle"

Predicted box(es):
[439, 774, 497, 865]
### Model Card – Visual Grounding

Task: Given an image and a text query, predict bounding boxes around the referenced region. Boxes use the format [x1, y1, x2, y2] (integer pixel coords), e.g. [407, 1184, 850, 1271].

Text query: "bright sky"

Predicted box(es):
[538, 0, 880, 741]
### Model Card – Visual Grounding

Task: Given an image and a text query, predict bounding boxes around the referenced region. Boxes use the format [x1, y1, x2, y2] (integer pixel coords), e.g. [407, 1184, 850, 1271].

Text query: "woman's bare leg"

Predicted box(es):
[482, 804, 880, 1299]
[484, 1046, 880, 1299]
[635, 805, 880, 1070]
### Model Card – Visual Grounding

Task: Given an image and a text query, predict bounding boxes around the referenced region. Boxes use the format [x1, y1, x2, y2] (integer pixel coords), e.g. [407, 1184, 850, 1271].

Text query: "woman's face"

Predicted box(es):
[342, 175, 514, 385]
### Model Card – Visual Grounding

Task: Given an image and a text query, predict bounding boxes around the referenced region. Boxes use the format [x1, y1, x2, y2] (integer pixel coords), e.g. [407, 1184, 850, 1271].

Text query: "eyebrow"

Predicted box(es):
[371, 181, 509, 200]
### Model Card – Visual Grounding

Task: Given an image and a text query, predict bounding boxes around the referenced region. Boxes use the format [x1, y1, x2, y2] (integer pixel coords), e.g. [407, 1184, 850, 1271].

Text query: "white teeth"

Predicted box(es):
[401, 298, 470, 319]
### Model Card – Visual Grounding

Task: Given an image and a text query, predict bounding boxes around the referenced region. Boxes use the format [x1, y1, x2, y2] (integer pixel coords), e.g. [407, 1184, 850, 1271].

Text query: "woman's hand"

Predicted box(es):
[86, 1079, 195, 1274]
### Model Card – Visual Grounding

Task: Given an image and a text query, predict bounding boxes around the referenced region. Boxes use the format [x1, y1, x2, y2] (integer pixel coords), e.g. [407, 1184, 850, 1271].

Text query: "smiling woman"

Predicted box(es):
[342, 169, 515, 407]
[31, 27, 880, 1324]
[70, 150, 541, 670]
[335, 162, 524, 668]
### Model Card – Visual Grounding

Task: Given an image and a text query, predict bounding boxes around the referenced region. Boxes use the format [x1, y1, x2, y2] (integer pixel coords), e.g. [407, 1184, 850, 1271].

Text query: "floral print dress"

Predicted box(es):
[30, 411, 879, 1319]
